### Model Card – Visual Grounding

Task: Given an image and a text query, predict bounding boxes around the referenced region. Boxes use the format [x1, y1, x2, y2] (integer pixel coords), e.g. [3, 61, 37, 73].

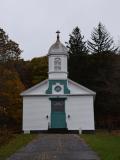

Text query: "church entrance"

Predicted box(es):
[51, 99, 66, 129]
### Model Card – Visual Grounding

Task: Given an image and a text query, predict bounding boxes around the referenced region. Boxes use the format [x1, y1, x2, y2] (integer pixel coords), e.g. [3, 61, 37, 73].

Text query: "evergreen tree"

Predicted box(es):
[66, 26, 88, 55]
[88, 22, 118, 54]
[0, 28, 22, 62]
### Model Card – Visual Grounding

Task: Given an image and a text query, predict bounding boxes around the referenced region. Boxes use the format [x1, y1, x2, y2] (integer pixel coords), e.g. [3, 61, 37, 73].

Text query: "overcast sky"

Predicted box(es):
[0, 0, 120, 60]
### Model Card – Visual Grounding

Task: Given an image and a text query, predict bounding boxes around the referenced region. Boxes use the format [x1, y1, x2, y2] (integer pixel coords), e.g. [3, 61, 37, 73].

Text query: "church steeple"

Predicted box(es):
[46, 31, 70, 94]
[48, 31, 68, 80]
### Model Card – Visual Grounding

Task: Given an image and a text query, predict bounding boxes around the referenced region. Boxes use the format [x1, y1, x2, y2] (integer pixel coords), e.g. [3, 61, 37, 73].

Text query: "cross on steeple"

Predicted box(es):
[56, 30, 60, 41]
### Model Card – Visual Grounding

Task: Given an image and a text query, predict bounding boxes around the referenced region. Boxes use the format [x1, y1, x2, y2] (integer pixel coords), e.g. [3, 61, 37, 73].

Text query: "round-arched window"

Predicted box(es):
[54, 57, 61, 71]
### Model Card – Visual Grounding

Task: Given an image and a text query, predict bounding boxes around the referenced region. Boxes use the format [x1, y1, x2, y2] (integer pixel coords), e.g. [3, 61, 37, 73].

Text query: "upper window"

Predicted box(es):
[54, 58, 61, 71]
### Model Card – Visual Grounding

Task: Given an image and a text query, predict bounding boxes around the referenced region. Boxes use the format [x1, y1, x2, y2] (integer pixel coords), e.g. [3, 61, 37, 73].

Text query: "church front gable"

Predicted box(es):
[46, 80, 70, 95]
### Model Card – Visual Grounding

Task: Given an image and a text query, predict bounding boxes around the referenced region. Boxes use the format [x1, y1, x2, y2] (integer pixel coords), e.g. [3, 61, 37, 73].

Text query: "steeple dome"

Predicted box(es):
[48, 31, 68, 56]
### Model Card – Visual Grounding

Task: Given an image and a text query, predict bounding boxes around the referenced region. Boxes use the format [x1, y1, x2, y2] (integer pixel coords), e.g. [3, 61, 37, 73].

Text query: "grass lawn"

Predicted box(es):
[0, 134, 37, 160]
[81, 132, 120, 160]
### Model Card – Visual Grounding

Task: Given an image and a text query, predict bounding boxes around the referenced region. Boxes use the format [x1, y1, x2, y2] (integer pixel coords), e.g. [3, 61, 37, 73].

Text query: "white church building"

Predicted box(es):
[21, 31, 96, 133]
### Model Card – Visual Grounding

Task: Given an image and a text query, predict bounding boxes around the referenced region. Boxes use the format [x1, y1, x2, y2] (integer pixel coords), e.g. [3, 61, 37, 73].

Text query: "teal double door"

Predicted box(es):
[51, 99, 66, 129]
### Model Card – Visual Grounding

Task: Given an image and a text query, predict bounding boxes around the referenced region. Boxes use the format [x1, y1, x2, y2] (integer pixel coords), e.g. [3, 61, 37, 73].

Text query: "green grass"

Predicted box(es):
[0, 134, 37, 160]
[81, 132, 120, 160]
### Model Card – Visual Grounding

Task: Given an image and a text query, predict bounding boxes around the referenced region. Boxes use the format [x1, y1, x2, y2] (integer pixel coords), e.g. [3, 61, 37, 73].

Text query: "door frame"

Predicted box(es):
[49, 97, 67, 129]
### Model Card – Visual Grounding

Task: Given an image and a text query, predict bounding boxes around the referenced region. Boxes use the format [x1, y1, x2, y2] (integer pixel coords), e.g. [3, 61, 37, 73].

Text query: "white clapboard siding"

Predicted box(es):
[23, 96, 51, 131]
[65, 96, 95, 130]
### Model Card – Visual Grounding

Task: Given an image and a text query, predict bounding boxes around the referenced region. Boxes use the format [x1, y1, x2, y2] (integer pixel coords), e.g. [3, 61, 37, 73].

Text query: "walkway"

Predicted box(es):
[7, 134, 100, 160]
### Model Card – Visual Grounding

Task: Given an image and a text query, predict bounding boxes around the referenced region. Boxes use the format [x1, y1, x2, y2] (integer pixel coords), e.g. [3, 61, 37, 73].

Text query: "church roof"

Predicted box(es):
[48, 31, 68, 56]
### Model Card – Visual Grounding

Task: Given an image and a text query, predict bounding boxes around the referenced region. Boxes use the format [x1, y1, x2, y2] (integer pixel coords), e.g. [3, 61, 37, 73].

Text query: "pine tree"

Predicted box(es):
[66, 26, 88, 55]
[0, 28, 22, 62]
[88, 22, 118, 54]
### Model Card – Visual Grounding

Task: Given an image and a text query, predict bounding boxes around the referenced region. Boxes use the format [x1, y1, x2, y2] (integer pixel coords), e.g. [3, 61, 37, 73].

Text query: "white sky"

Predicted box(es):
[0, 0, 120, 60]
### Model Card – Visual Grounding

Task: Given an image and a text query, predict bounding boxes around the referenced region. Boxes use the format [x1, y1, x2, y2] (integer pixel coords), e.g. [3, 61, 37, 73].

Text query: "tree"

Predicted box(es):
[0, 65, 25, 128]
[29, 56, 48, 85]
[68, 53, 120, 129]
[88, 22, 118, 54]
[0, 28, 22, 62]
[66, 26, 88, 55]
[14, 60, 33, 88]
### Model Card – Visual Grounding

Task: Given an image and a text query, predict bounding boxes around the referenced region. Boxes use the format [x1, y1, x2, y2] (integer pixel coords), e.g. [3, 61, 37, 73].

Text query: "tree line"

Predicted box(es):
[0, 22, 120, 131]
[66, 22, 119, 55]
[67, 23, 120, 130]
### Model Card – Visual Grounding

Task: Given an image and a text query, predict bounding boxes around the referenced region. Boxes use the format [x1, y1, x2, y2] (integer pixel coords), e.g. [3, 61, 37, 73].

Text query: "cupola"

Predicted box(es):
[48, 31, 68, 80]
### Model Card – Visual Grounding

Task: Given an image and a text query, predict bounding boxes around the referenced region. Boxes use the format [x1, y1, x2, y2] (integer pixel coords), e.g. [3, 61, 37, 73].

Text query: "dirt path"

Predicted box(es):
[7, 134, 100, 160]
